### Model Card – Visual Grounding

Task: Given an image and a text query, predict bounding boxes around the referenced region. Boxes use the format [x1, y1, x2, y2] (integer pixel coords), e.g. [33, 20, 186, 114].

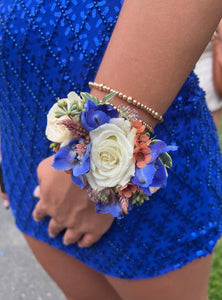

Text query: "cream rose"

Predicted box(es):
[45, 92, 81, 146]
[85, 118, 137, 191]
[67, 91, 82, 107]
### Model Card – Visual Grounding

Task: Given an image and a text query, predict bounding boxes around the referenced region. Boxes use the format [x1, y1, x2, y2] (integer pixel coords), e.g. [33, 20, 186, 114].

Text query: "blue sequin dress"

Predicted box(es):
[1, 0, 222, 280]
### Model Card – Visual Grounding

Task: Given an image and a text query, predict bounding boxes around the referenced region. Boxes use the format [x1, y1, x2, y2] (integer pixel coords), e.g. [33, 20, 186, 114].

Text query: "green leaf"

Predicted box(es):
[54, 111, 66, 118]
[49, 142, 58, 148]
[159, 152, 172, 168]
[101, 92, 116, 104]
[49, 142, 60, 152]
[69, 100, 77, 111]
[80, 92, 100, 104]
[150, 138, 161, 145]
[70, 111, 81, 117]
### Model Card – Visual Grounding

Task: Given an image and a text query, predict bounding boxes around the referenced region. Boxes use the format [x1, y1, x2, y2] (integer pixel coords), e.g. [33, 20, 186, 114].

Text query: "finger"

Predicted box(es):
[48, 218, 65, 238]
[63, 228, 83, 246]
[32, 201, 48, 222]
[3, 199, 10, 209]
[77, 233, 101, 248]
[0, 190, 10, 208]
[0, 190, 8, 201]
[33, 185, 41, 198]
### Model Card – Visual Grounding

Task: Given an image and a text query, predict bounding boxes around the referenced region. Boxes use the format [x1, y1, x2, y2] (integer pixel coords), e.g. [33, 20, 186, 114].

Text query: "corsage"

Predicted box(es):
[45, 85, 177, 218]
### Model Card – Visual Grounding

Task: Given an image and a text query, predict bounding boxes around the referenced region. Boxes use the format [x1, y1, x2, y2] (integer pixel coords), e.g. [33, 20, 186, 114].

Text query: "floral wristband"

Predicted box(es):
[45, 91, 177, 218]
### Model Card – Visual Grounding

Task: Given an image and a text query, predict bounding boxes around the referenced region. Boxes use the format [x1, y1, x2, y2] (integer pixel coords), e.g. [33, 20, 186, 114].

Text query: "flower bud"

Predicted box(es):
[55, 111, 65, 118]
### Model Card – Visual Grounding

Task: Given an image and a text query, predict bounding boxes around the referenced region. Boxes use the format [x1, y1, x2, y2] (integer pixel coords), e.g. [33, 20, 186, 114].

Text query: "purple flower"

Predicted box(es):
[52, 139, 91, 189]
[81, 99, 118, 131]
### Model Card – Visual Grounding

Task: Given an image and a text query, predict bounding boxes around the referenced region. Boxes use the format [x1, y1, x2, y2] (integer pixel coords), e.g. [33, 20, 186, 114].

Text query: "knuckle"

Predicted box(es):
[65, 216, 78, 228]
[54, 215, 66, 226]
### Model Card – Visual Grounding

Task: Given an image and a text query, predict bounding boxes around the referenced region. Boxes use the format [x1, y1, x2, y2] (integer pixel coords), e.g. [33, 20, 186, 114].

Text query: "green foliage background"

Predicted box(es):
[209, 240, 222, 299]
[208, 119, 222, 300]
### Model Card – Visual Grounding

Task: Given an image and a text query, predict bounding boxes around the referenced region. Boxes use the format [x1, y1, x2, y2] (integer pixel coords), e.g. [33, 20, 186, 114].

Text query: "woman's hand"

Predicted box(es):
[32, 156, 114, 247]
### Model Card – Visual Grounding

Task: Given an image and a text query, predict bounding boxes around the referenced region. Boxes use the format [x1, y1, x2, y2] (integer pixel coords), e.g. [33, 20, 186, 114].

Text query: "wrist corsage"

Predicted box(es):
[45, 86, 177, 218]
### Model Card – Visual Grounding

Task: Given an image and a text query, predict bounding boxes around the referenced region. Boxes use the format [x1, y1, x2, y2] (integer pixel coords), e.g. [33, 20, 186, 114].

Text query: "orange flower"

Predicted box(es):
[133, 134, 152, 168]
[132, 120, 145, 134]
[134, 134, 151, 147]
[119, 183, 137, 198]
[54, 145, 60, 153]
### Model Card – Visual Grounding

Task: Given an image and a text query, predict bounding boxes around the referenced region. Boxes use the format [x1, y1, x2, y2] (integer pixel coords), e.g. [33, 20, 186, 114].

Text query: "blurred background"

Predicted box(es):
[0, 202, 65, 300]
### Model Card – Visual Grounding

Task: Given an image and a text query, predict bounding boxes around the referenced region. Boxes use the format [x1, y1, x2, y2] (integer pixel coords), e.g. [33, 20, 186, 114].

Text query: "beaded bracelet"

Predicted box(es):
[88, 81, 164, 123]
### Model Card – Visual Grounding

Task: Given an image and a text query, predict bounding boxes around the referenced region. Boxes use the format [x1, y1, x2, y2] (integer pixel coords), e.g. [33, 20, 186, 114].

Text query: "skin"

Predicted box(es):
[212, 108, 222, 129]
[33, 156, 114, 247]
[0, 189, 9, 208]
[212, 19, 222, 129]
[27, 0, 222, 299]
[24, 234, 211, 300]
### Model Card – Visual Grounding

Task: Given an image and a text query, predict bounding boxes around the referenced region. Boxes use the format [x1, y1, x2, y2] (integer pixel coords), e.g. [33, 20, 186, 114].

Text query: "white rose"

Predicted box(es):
[86, 118, 137, 191]
[45, 92, 82, 147]
[67, 91, 82, 107]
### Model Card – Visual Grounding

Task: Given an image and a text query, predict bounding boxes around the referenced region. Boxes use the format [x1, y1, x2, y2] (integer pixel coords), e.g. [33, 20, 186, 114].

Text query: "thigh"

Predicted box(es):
[105, 255, 212, 300]
[23, 234, 121, 300]
[212, 107, 222, 129]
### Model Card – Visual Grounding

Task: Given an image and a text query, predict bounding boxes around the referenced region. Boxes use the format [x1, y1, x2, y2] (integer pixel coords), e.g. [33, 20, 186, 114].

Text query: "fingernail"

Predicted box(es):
[3, 200, 10, 209]
[63, 239, 71, 246]
[32, 210, 44, 222]
[33, 186, 40, 198]
[33, 216, 40, 222]
[49, 232, 56, 238]
[32, 213, 42, 222]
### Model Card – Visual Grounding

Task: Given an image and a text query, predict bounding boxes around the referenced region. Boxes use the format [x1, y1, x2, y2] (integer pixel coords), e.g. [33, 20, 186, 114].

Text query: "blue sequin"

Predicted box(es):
[0, 0, 222, 280]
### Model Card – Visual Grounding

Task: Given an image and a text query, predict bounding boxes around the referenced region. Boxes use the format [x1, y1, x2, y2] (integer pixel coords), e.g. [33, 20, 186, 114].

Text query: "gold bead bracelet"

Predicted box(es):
[88, 81, 164, 123]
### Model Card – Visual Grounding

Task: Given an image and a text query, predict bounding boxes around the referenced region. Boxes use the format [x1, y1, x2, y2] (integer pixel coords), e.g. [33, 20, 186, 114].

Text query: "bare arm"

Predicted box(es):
[217, 17, 222, 36]
[92, 0, 222, 126]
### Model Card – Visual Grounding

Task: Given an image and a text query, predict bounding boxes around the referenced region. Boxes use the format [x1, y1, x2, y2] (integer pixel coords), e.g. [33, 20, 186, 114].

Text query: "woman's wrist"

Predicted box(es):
[90, 87, 159, 129]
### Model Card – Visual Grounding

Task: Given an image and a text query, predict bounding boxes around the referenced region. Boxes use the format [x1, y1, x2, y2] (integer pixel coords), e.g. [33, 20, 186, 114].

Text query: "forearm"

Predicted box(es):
[91, 0, 222, 127]
[217, 17, 222, 35]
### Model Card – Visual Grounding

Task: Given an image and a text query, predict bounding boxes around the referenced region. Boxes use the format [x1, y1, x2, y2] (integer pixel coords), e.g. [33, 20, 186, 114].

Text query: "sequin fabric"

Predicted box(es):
[1, 0, 222, 280]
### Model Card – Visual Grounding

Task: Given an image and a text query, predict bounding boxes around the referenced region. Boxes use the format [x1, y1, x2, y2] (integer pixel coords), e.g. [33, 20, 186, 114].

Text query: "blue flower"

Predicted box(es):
[131, 141, 177, 196]
[149, 141, 178, 163]
[52, 139, 91, 189]
[81, 99, 118, 131]
[151, 158, 167, 187]
[131, 163, 156, 189]
[95, 201, 125, 219]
